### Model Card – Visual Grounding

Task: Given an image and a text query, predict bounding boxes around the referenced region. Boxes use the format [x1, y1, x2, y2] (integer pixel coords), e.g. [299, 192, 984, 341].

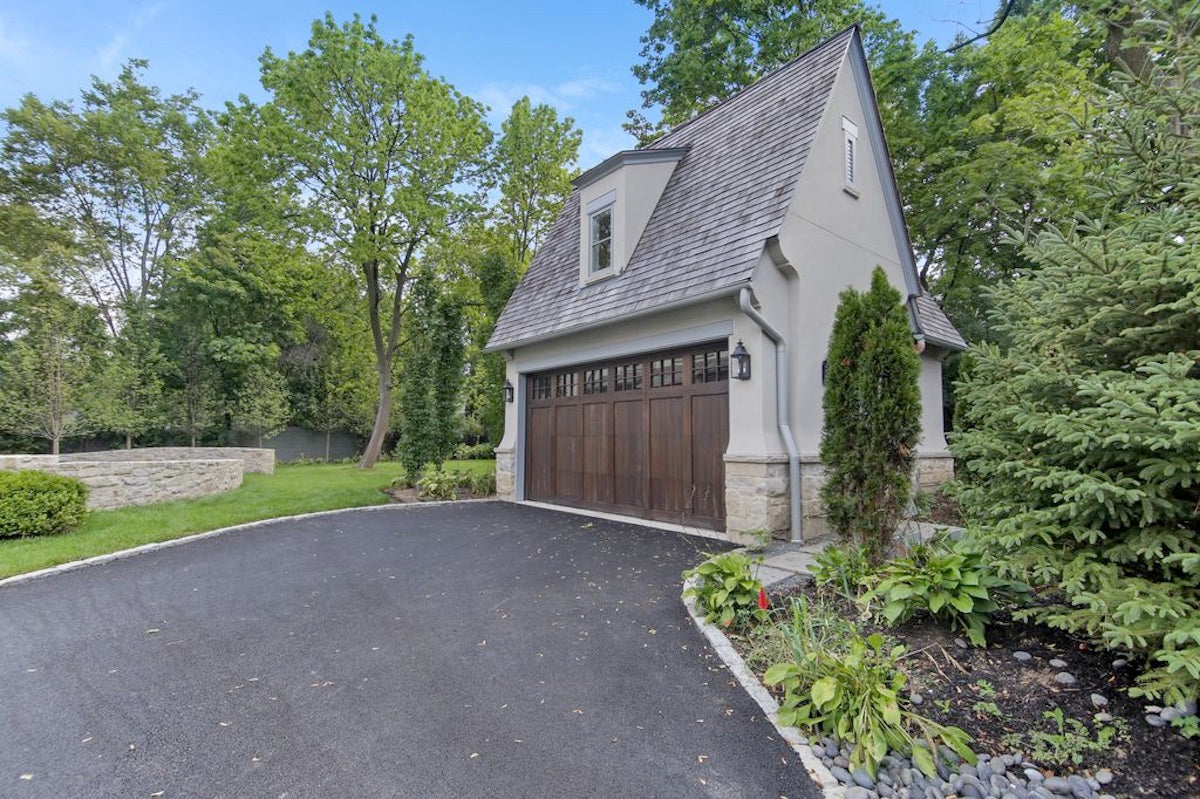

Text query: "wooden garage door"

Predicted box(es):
[525, 343, 729, 530]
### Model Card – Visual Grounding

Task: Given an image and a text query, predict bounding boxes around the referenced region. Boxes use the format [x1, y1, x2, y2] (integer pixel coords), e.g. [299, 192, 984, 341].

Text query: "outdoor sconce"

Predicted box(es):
[503, 379, 514, 403]
[731, 340, 751, 380]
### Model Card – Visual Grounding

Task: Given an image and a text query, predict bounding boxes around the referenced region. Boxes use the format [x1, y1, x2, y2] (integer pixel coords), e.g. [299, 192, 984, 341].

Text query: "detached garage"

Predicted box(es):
[525, 344, 730, 530]
[486, 28, 964, 543]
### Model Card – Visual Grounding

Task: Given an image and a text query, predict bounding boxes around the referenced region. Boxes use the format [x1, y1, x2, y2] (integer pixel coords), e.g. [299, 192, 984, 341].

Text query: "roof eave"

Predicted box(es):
[484, 282, 748, 354]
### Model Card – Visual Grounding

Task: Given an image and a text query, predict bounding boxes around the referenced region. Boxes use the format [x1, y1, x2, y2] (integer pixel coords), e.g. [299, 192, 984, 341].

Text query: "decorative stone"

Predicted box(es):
[1145, 714, 1168, 727]
[1093, 712, 1112, 723]
[851, 768, 876, 789]
[954, 637, 969, 649]
[1054, 671, 1077, 686]
[1013, 651, 1033, 663]
[1093, 770, 1112, 786]
[845, 787, 872, 799]
[831, 765, 854, 784]
[1177, 698, 1198, 716]
[834, 754, 850, 768]
[1024, 768, 1045, 783]
[1090, 693, 1108, 708]
[1160, 706, 1181, 722]
[1111, 658, 1128, 668]
[909, 692, 924, 705]
[1048, 658, 1068, 669]
[1067, 774, 1093, 798]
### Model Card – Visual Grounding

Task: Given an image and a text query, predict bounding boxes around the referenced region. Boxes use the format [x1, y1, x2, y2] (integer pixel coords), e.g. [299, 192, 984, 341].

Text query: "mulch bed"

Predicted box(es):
[382, 486, 487, 503]
[742, 580, 1200, 799]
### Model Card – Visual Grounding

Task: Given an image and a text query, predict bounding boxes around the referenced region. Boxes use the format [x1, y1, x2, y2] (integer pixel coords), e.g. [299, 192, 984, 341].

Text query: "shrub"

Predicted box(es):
[950, 5, 1200, 704]
[682, 551, 770, 629]
[862, 535, 1030, 646]
[416, 469, 460, 501]
[809, 543, 874, 601]
[819, 267, 922, 564]
[0, 470, 89, 538]
[763, 595, 974, 778]
[469, 468, 496, 496]
[452, 442, 496, 461]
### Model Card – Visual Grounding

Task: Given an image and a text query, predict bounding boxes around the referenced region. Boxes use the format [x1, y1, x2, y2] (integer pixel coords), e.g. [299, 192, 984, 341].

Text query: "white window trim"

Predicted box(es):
[583, 190, 617, 282]
[842, 116, 860, 197]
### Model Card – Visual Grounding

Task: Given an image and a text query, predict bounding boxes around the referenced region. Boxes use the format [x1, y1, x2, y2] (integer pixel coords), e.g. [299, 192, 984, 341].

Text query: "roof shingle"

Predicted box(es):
[487, 28, 856, 351]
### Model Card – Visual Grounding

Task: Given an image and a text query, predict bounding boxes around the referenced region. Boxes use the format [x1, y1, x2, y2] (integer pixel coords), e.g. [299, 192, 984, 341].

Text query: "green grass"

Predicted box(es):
[0, 459, 496, 580]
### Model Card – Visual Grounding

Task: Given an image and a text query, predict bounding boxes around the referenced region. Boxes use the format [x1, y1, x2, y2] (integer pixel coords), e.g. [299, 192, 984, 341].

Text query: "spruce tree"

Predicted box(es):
[952, 0, 1200, 703]
[820, 267, 922, 563]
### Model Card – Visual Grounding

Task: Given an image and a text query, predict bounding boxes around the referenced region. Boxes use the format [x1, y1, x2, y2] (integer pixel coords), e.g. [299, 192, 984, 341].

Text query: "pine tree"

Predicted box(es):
[952, 0, 1200, 703]
[820, 267, 922, 563]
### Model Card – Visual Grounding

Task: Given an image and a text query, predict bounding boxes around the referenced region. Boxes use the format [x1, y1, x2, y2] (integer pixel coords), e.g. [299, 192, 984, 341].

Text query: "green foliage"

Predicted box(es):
[809, 543, 874, 601]
[453, 442, 495, 461]
[820, 267, 922, 563]
[253, 13, 492, 467]
[416, 468, 462, 501]
[1000, 708, 1129, 768]
[951, 0, 1200, 704]
[863, 536, 1030, 646]
[396, 269, 467, 478]
[229, 366, 291, 447]
[468, 467, 496, 497]
[0, 470, 89, 538]
[682, 551, 769, 629]
[762, 595, 974, 777]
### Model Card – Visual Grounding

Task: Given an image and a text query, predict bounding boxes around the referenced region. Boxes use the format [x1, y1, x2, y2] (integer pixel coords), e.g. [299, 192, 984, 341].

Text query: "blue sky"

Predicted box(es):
[0, 1, 995, 167]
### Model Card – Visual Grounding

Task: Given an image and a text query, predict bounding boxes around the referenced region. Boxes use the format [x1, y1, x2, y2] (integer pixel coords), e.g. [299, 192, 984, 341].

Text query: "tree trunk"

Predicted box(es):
[51, 436, 60, 455]
[359, 366, 393, 468]
[324, 430, 332, 462]
[190, 431, 197, 447]
[125, 432, 132, 449]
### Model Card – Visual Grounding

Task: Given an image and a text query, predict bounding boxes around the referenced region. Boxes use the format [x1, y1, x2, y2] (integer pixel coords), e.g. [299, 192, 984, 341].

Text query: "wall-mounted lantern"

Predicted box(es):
[503, 379, 514, 403]
[731, 340, 751, 380]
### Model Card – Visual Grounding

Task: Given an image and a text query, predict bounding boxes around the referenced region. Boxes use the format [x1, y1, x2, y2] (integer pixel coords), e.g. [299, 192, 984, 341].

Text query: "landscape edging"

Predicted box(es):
[681, 574, 845, 799]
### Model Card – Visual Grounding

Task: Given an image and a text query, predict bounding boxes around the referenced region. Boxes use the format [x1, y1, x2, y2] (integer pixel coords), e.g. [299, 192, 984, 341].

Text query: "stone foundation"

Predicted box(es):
[494, 448, 516, 501]
[724, 456, 790, 543]
[915, 454, 955, 489]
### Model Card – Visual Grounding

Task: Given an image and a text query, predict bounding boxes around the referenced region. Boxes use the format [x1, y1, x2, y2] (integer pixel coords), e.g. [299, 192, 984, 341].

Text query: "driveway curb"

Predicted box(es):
[0, 499, 480, 590]
[682, 574, 845, 799]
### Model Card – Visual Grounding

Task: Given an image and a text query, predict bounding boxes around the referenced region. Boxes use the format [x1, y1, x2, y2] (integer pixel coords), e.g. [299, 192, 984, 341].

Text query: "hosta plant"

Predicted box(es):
[863, 536, 1029, 646]
[763, 596, 974, 777]
[682, 551, 770, 629]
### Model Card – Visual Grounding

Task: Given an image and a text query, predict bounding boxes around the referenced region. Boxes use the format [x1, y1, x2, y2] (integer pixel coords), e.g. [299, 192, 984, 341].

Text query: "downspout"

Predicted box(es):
[737, 287, 804, 543]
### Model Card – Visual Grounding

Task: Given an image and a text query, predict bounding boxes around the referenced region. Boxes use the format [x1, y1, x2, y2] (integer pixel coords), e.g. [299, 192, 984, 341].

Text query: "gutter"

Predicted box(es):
[737, 287, 804, 544]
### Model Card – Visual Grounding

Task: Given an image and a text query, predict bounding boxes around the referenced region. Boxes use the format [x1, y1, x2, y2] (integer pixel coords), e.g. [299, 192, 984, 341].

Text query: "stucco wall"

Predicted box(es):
[63, 446, 275, 475]
[0, 455, 244, 510]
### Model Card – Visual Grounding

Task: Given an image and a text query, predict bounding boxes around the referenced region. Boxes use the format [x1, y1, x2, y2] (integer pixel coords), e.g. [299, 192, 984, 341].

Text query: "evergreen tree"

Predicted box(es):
[820, 267, 922, 563]
[952, 0, 1200, 703]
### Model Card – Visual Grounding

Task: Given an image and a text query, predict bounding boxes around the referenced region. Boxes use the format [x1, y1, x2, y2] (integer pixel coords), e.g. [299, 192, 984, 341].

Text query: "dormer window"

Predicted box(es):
[590, 205, 613, 274]
[842, 116, 859, 196]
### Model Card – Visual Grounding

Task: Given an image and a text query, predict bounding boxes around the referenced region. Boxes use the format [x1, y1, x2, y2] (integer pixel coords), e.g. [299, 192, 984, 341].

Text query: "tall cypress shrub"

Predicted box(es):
[820, 267, 922, 563]
[951, 0, 1200, 704]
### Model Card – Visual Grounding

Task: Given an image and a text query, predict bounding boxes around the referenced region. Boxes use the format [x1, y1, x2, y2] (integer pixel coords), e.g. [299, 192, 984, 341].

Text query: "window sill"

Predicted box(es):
[842, 184, 860, 199]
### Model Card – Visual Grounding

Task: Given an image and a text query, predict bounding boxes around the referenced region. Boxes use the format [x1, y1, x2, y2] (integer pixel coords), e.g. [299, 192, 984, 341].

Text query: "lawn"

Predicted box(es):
[0, 459, 494, 580]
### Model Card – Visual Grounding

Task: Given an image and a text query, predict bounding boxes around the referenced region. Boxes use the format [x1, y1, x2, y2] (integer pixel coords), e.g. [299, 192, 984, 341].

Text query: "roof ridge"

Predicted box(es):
[649, 25, 859, 148]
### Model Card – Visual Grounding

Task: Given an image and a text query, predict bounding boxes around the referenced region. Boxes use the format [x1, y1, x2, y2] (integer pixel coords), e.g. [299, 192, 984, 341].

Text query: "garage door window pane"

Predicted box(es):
[650, 357, 683, 388]
[555, 372, 578, 398]
[583, 368, 608, 394]
[692, 349, 729, 384]
[614, 363, 643, 391]
[531, 375, 551, 400]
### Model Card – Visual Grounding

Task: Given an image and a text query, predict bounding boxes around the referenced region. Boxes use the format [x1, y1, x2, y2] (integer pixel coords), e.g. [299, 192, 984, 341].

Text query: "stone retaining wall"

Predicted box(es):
[63, 446, 275, 475]
[0, 450, 254, 510]
[494, 449, 516, 501]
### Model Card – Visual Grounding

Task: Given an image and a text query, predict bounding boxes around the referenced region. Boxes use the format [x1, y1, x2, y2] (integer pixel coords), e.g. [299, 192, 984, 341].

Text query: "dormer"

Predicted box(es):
[573, 147, 689, 285]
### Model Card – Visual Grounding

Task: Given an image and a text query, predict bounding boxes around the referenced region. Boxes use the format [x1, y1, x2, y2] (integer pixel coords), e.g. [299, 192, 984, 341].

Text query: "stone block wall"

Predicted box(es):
[1, 452, 248, 510]
[494, 448, 516, 501]
[63, 446, 275, 475]
[724, 456, 790, 543]
[915, 455, 955, 489]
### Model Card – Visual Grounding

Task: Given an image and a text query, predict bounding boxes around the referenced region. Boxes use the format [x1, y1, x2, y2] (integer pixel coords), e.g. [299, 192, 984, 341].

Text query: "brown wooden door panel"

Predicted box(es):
[582, 402, 614, 505]
[527, 406, 554, 501]
[689, 393, 729, 525]
[526, 343, 729, 531]
[648, 396, 684, 514]
[613, 399, 644, 508]
[554, 405, 582, 500]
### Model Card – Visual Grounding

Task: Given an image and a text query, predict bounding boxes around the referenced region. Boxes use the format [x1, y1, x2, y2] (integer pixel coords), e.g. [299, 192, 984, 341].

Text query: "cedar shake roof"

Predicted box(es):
[910, 294, 967, 350]
[486, 27, 965, 353]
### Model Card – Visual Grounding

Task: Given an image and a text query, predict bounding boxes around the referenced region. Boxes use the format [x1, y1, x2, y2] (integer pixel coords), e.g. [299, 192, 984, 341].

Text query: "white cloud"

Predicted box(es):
[579, 124, 636, 169]
[95, 2, 166, 69]
[473, 74, 623, 122]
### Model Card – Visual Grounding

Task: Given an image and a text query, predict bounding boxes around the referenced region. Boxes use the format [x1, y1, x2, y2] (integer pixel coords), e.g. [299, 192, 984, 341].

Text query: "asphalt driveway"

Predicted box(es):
[1, 502, 819, 798]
